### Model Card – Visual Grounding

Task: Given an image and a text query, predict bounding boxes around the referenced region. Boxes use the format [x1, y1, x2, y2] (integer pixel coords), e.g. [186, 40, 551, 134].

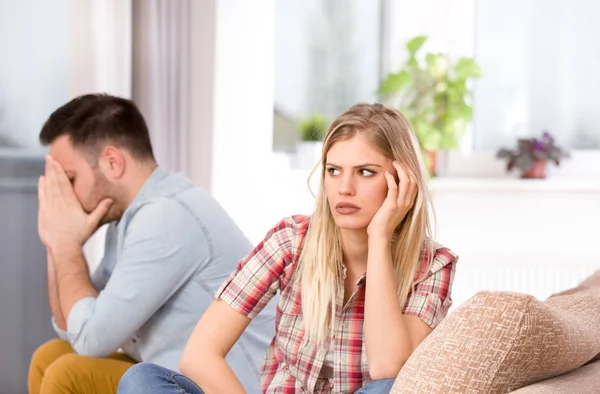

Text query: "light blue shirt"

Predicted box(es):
[52, 166, 276, 393]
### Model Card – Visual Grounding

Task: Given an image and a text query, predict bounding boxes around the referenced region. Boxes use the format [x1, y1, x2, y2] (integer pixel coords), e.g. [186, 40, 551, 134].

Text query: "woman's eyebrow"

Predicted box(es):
[325, 162, 384, 169]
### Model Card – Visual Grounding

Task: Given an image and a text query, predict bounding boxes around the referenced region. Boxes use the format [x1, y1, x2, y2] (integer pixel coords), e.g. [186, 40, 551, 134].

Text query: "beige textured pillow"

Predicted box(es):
[510, 359, 600, 394]
[390, 272, 600, 393]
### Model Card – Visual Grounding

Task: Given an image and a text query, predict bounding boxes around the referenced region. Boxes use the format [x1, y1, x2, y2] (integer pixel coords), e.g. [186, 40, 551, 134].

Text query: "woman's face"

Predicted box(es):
[324, 134, 396, 231]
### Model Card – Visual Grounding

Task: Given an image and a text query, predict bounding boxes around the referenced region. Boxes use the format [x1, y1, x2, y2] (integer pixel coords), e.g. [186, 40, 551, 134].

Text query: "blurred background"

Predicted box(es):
[1, 0, 599, 392]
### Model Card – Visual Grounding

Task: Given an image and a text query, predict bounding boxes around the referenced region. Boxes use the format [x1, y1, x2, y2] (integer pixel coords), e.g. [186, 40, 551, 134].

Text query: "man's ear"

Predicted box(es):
[99, 146, 126, 179]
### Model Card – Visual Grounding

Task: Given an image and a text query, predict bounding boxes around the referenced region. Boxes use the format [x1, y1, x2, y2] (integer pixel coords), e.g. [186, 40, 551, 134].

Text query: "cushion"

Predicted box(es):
[510, 359, 600, 393]
[390, 270, 600, 393]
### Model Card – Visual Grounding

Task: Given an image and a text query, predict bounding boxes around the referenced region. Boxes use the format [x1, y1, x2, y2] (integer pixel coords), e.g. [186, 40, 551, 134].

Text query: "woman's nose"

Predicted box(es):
[338, 174, 355, 196]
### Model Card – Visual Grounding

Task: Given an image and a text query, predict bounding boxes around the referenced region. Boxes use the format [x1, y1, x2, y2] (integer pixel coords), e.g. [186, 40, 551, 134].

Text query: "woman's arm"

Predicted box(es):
[179, 216, 303, 393]
[363, 238, 432, 380]
[364, 162, 433, 379]
[179, 300, 252, 394]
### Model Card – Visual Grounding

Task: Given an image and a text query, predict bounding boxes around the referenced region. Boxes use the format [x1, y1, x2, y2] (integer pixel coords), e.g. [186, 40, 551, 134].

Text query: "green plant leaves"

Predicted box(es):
[455, 57, 482, 80]
[299, 114, 328, 142]
[378, 35, 481, 153]
[378, 70, 411, 97]
[426, 53, 450, 78]
[406, 36, 427, 56]
[413, 120, 442, 152]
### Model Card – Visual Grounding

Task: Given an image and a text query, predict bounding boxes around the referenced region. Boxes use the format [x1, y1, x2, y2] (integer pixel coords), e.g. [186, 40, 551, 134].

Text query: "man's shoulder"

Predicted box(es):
[122, 195, 201, 236]
[126, 171, 213, 222]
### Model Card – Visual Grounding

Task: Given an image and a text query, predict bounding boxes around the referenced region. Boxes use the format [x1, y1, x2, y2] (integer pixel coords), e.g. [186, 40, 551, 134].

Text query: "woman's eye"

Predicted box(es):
[327, 167, 340, 176]
[359, 169, 375, 177]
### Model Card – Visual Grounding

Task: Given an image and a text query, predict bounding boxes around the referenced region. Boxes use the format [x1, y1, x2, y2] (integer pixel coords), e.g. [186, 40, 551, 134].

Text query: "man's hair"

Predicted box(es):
[39, 93, 155, 161]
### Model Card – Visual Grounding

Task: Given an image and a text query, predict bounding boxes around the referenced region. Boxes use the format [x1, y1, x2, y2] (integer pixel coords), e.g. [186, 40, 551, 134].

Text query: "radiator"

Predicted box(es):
[449, 253, 599, 311]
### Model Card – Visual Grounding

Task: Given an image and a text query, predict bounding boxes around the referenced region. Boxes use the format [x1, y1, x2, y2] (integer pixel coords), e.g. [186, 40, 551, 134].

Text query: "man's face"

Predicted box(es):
[49, 135, 119, 225]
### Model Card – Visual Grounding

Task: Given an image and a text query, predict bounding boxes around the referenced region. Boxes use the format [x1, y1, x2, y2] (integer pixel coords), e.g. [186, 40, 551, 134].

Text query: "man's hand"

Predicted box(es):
[38, 156, 113, 253]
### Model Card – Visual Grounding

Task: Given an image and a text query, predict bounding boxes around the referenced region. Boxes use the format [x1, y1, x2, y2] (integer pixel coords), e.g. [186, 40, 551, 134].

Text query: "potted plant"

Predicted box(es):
[496, 131, 570, 179]
[378, 36, 482, 176]
[295, 113, 328, 169]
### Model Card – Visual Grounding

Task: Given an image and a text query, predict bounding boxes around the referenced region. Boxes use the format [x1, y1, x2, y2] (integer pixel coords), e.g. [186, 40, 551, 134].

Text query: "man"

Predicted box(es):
[29, 93, 275, 393]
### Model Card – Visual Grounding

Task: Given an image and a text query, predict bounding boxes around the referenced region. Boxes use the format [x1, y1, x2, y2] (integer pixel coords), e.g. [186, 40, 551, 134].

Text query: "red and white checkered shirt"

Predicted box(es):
[216, 215, 457, 394]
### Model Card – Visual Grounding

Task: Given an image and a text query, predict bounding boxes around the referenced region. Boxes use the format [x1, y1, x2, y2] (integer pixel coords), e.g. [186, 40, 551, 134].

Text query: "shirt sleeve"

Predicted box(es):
[51, 225, 117, 340]
[89, 222, 118, 291]
[64, 198, 208, 357]
[215, 217, 299, 319]
[51, 317, 69, 341]
[402, 247, 457, 329]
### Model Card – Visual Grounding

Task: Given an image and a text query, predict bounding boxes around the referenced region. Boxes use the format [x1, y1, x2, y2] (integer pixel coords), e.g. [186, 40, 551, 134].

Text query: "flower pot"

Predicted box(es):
[425, 151, 438, 177]
[522, 159, 547, 179]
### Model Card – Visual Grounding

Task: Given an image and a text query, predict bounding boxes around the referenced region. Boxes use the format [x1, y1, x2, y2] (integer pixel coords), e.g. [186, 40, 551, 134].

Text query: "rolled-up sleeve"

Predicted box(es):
[215, 217, 299, 319]
[402, 248, 457, 329]
[64, 198, 207, 357]
[51, 317, 69, 341]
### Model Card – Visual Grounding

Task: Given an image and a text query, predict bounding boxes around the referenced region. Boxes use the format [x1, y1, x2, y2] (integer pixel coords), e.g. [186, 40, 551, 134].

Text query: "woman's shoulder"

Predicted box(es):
[262, 215, 312, 287]
[270, 214, 311, 234]
[414, 240, 458, 283]
[262, 214, 312, 247]
[430, 241, 458, 269]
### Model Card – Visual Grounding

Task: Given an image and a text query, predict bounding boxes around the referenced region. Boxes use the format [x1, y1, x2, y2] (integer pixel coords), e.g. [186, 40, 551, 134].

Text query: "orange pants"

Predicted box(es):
[28, 339, 137, 394]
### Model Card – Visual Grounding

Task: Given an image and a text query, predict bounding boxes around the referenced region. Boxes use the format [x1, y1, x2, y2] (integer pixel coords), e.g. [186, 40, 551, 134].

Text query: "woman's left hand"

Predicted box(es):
[367, 161, 418, 242]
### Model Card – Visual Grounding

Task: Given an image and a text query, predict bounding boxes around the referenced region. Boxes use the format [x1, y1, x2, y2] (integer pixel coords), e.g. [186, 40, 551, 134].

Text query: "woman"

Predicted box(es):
[118, 103, 457, 394]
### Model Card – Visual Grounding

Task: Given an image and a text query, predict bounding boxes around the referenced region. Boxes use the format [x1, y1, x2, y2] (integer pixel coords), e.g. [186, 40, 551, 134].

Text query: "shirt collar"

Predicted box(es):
[118, 166, 168, 226]
[130, 165, 168, 205]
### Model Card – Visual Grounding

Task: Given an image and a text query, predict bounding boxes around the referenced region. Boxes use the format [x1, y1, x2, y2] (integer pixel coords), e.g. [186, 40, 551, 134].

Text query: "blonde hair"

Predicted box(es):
[297, 103, 435, 344]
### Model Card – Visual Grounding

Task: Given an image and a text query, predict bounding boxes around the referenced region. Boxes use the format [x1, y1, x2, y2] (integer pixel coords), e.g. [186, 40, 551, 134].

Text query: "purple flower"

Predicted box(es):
[541, 130, 555, 145]
[533, 140, 545, 151]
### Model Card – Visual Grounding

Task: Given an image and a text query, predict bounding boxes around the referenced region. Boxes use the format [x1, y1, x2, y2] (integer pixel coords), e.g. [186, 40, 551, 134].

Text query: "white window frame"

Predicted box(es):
[381, 0, 600, 179]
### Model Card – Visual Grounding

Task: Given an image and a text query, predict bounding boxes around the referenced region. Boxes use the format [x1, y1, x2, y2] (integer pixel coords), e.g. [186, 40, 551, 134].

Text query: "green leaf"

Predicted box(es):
[440, 133, 458, 149]
[448, 102, 473, 121]
[378, 35, 482, 154]
[454, 57, 482, 80]
[414, 121, 442, 152]
[515, 155, 534, 173]
[406, 36, 427, 56]
[299, 114, 328, 141]
[426, 53, 450, 78]
[406, 56, 419, 68]
[377, 70, 411, 97]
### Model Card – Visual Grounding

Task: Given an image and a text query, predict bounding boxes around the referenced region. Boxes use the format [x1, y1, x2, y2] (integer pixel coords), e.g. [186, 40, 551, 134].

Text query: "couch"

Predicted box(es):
[391, 270, 600, 393]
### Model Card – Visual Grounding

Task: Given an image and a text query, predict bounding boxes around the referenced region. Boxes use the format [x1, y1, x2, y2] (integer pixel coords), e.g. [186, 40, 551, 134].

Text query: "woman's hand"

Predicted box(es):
[367, 161, 418, 242]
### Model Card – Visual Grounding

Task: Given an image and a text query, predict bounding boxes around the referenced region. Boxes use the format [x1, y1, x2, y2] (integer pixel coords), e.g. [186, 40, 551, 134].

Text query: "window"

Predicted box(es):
[474, 0, 600, 151]
[273, 0, 383, 154]
[0, 0, 69, 148]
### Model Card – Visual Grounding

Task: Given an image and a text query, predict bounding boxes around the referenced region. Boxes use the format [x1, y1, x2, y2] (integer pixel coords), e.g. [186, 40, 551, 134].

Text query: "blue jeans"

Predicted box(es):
[118, 363, 395, 394]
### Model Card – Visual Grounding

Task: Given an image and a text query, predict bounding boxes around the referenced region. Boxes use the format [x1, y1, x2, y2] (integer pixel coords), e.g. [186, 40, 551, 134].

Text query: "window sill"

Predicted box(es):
[429, 177, 600, 193]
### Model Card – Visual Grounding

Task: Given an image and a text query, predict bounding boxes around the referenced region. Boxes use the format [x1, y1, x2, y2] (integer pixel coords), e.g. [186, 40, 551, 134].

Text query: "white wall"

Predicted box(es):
[0, 0, 69, 147]
[189, 0, 287, 243]
[68, 0, 133, 271]
[430, 178, 600, 308]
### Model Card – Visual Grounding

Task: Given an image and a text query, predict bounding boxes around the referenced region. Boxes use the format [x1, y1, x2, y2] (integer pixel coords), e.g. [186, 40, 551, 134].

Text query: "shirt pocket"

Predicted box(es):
[275, 295, 304, 367]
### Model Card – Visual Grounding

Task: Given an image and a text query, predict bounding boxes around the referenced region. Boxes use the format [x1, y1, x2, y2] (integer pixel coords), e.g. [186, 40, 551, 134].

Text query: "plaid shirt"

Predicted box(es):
[216, 215, 457, 393]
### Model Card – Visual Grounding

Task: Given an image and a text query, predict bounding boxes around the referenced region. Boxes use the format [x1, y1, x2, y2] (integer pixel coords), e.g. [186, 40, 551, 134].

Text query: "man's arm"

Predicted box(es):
[52, 245, 98, 321]
[47, 248, 67, 331]
[58, 200, 208, 357]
